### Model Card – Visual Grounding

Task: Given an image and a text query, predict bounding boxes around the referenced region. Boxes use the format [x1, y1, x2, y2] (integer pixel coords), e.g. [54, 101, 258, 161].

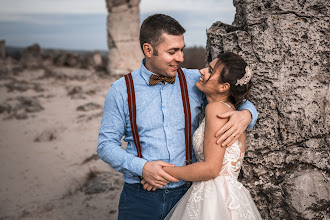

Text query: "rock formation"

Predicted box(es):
[105, 0, 143, 75]
[19, 44, 43, 68]
[0, 40, 5, 59]
[206, 0, 329, 219]
[4, 44, 107, 72]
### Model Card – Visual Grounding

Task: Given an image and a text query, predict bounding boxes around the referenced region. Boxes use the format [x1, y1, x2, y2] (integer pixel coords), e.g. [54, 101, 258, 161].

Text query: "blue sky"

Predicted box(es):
[0, 0, 235, 51]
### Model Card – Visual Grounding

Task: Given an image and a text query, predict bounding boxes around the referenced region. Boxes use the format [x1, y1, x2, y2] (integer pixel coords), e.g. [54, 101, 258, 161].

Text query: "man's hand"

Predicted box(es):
[215, 110, 252, 147]
[141, 179, 157, 191]
[142, 161, 179, 189]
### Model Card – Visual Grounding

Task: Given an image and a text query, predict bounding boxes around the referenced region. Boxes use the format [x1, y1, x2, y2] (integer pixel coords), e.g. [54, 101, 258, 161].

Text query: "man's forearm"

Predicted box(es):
[97, 85, 148, 177]
[238, 100, 258, 129]
[97, 140, 147, 176]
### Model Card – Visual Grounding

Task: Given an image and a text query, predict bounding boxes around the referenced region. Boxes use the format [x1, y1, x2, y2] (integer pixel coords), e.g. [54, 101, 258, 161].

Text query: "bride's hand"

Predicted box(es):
[215, 110, 251, 147]
[141, 178, 158, 191]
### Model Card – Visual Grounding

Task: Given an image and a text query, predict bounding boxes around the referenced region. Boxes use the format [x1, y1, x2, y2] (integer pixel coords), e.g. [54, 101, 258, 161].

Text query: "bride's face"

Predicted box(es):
[195, 59, 222, 95]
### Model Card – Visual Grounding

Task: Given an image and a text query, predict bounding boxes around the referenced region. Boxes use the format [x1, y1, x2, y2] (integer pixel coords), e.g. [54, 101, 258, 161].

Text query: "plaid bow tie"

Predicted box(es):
[149, 74, 176, 85]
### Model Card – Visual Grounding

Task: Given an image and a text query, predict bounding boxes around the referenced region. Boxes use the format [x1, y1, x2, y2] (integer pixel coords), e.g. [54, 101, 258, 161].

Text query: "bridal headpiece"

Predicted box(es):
[235, 66, 253, 86]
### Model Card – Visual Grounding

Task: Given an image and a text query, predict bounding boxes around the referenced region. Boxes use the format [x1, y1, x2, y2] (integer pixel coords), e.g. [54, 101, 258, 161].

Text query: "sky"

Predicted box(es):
[0, 0, 236, 51]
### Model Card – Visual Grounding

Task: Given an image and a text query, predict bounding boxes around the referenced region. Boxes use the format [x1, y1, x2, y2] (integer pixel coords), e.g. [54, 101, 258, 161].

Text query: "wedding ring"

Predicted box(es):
[232, 134, 236, 137]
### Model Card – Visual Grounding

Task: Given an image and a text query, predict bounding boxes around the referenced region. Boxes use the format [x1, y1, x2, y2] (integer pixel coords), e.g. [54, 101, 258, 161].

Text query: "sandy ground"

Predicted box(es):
[0, 64, 126, 219]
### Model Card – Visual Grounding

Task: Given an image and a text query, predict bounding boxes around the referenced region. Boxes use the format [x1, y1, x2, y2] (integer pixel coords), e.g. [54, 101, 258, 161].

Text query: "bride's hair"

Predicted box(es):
[212, 52, 253, 107]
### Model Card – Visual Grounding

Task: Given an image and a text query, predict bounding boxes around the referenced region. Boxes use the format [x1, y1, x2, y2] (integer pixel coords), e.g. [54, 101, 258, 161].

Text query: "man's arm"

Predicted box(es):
[142, 161, 178, 189]
[97, 84, 147, 177]
[215, 100, 258, 147]
[141, 102, 231, 191]
[238, 100, 258, 129]
[97, 83, 178, 188]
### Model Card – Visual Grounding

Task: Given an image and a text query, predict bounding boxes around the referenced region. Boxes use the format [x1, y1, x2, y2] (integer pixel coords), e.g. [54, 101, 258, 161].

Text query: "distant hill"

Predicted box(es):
[180, 46, 206, 69]
[5, 46, 108, 57]
[5, 45, 206, 69]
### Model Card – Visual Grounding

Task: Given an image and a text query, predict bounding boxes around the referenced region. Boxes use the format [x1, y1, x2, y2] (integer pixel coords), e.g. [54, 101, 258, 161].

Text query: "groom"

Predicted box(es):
[97, 14, 258, 219]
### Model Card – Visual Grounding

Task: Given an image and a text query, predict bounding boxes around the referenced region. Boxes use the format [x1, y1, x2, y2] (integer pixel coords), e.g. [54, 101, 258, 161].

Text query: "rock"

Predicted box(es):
[4, 79, 44, 93]
[0, 103, 11, 114]
[33, 83, 44, 92]
[21, 44, 43, 68]
[77, 111, 103, 122]
[65, 53, 80, 67]
[41, 49, 57, 66]
[109, 210, 117, 214]
[81, 55, 94, 70]
[54, 51, 81, 68]
[81, 154, 100, 164]
[20, 209, 32, 218]
[5, 80, 30, 92]
[34, 129, 57, 142]
[206, 0, 329, 218]
[17, 96, 44, 113]
[15, 110, 28, 120]
[0, 40, 5, 59]
[66, 86, 85, 99]
[105, 0, 143, 75]
[282, 170, 330, 219]
[1, 97, 44, 120]
[4, 45, 108, 74]
[92, 52, 103, 67]
[53, 51, 68, 67]
[41, 67, 68, 80]
[84, 172, 124, 195]
[76, 103, 102, 112]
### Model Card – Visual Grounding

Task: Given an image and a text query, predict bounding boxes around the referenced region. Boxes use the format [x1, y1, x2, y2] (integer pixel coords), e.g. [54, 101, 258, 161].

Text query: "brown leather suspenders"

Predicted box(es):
[124, 73, 142, 158]
[177, 68, 192, 165]
[124, 68, 192, 166]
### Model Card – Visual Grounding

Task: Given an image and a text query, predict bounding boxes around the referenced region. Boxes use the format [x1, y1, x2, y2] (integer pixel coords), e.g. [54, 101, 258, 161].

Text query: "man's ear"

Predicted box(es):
[143, 43, 153, 58]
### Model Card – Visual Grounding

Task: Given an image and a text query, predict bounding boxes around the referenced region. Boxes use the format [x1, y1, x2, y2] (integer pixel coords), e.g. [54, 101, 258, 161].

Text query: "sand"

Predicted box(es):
[0, 63, 125, 219]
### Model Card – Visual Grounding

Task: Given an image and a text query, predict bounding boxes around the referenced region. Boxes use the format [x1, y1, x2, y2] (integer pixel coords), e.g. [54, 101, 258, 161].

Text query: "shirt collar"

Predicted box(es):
[140, 58, 155, 85]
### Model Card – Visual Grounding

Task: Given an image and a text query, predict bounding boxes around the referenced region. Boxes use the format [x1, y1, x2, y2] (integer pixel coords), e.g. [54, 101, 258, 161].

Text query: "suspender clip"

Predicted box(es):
[185, 160, 192, 164]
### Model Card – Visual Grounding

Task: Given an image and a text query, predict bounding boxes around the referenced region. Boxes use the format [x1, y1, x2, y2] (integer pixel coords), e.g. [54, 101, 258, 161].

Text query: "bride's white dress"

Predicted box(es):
[165, 116, 262, 220]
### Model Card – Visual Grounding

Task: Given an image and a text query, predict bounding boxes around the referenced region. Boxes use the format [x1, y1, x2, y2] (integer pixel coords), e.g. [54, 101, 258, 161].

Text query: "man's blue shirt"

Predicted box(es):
[97, 60, 258, 189]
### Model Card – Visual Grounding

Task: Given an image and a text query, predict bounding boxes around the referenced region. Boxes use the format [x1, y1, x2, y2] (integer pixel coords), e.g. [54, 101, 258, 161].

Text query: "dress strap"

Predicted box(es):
[219, 101, 232, 109]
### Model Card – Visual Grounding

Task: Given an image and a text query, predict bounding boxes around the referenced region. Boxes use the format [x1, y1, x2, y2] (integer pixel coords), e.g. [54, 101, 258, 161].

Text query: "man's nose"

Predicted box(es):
[175, 51, 184, 63]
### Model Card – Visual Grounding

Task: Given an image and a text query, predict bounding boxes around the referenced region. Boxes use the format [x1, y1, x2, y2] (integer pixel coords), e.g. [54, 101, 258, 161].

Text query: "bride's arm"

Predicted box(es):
[163, 102, 230, 182]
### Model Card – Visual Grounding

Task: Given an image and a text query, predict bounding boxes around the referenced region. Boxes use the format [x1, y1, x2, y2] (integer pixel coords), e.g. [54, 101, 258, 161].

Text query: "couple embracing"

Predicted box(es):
[97, 14, 262, 220]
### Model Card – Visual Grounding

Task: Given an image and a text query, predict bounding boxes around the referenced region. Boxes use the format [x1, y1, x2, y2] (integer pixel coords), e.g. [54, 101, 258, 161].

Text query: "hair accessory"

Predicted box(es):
[235, 66, 253, 86]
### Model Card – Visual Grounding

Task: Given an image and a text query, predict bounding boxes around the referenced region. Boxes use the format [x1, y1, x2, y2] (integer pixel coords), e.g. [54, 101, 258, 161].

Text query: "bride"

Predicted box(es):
[142, 52, 262, 219]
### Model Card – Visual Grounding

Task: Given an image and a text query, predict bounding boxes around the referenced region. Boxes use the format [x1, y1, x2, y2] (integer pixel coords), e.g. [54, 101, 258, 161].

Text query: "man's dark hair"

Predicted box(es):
[139, 14, 186, 55]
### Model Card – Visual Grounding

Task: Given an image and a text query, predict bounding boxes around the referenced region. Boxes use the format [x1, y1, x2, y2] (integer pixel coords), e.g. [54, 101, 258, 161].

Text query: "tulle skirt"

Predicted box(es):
[165, 176, 262, 220]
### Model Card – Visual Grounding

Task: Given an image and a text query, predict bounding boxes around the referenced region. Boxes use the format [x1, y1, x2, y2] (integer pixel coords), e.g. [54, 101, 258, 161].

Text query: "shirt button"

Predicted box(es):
[165, 189, 169, 194]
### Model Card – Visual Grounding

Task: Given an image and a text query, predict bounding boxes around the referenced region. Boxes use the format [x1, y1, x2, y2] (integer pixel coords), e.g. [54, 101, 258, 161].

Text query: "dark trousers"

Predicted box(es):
[118, 183, 188, 220]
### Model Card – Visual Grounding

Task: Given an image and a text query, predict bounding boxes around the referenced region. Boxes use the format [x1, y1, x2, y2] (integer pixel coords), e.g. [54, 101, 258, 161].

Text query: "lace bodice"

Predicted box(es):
[192, 118, 245, 179]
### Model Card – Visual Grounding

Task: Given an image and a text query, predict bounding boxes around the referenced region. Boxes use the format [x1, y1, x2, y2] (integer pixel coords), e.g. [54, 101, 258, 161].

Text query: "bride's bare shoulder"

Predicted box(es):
[205, 101, 232, 116]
